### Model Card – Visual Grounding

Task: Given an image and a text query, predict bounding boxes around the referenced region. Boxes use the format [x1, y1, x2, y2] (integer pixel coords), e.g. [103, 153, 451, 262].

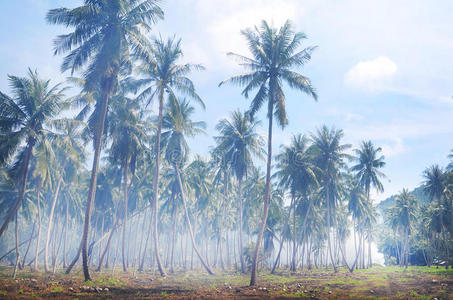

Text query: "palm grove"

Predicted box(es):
[0, 0, 451, 286]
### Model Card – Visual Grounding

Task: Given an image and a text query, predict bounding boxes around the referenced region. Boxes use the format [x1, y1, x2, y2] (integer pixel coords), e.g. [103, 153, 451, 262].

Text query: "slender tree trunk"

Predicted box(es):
[0, 142, 33, 238]
[22, 220, 36, 268]
[53, 215, 65, 274]
[44, 177, 62, 273]
[137, 208, 147, 272]
[152, 89, 166, 276]
[13, 212, 20, 279]
[238, 178, 246, 273]
[271, 234, 284, 274]
[139, 207, 152, 271]
[63, 194, 69, 268]
[291, 196, 296, 272]
[122, 159, 129, 273]
[97, 219, 117, 272]
[33, 181, 42, 271]
[175, 165, 214, 275]
[250, 101, 274, 286]
[170, 202, 177, 273]
[81, 78, 114, 281]
[326, 190, 338, 272]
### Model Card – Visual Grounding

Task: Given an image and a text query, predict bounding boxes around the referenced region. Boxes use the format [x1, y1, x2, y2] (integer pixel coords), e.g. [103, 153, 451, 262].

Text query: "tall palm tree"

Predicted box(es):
[311, 125, 350, 272]
[44, 119, 86, 273]
[388, 189, 418, 267]
[107, 92, 148, 272]
[0, 69, 67, 238]
[219, 20, 317, 286]
[214, 110, 264, 273]
[135, 37, 204, 276]
[47, 0, 163, 281]
[161, 96, 214, 274]
[351, 140, 385, 267]
[274, 134, 317, 271]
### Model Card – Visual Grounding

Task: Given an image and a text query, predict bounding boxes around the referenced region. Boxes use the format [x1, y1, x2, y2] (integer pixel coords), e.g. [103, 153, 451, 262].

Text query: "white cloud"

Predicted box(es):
[344, 56, 397, 91]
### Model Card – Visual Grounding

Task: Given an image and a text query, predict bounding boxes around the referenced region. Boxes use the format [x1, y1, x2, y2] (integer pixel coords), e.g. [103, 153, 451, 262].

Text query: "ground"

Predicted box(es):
[0, 266, 452, 299]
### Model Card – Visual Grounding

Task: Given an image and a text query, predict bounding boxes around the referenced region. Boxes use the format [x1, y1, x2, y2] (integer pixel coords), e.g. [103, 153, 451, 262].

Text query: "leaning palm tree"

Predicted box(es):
[351, 141, 385, 267]
[161, 96, 214, 274]
[311, 125, 350, 272]
[134, 37, 204, 276]
[214, 110, 265, 273]
[219, 20, 317, 285]
[0, 69, 68, 238]
[46, 0, 163, 281]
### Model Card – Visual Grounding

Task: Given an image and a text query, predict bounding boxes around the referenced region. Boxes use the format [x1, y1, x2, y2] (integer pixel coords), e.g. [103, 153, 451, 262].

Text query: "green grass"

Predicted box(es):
[280, 291, 309, 298]
[51, 286, 64, 293]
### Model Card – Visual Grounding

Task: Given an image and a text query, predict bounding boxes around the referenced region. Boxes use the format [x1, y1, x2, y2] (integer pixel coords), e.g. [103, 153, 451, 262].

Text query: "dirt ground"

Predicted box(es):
[0, 266, 452, 299]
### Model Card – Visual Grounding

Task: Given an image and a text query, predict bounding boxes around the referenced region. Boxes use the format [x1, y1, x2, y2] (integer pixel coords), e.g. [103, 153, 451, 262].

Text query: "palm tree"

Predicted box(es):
[44, 119, 86, 273]
[351, 141, 385, 267]
[0, 69, 67, 238]
[422, 165, 449, 266]
[135, 37, 204, 276]
[387, 189, 418, 267]
[107, 91, 148, 272]
[214, 110, 264, 273]
[219, 20, 317, 285]
[161, 96, 214, 274]
[274, 134, 317, 271]
[311, 125, 350, 272]
[47, 0, 163, 281]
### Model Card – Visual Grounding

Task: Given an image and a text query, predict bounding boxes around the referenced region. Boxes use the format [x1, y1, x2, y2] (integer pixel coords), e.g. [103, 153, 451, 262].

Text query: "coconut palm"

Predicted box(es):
[47, 0, 163, 281]
[0, 69, 68, 239]
[311, 125, 350, 272]
[387, 189, 418, 267]
[43, 119, 86, 273]
[213, 110, 265, 273]
[351, 140, 385, 267]
[219, 20, 317, 285]
[134, 36, 204, 276]
[161, 96, 213, 274]
[274, 134, 317, 271]
[107, 91, 148, 272]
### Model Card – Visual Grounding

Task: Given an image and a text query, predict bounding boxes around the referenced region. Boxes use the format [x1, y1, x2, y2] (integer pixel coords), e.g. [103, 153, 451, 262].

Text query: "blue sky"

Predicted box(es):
[1, 0, 453, 202]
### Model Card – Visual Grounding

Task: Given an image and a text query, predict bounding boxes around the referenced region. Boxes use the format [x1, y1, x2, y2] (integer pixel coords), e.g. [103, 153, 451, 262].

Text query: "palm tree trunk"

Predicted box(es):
[33, 181, 42, 271]
[271, 234, 284, 274]
[0, 142, 33, 238]
[63, 194, 69, 268]
[137, 208, 147, 272]
[326, 190, 338, 272]
[175, 165, 214, 275]
[44, 177, 62, 273]
[152, 89, 166, 276]
[170, 202, 177, 273]
[238, 178, 246, 273]
[250, 99, 274, 286]
[139, 207, 152, 271]
[291, 196, 296, 272]
[13, 212, 20, 279]
[80, 78, 114, 281]
[97, 218, 117, 272]
[122, 158, 129, 273]
[22, 219, 36, 268]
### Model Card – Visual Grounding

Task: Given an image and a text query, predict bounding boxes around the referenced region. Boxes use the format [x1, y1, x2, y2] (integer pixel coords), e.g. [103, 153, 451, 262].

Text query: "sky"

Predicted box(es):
[1, 0, 453, 203]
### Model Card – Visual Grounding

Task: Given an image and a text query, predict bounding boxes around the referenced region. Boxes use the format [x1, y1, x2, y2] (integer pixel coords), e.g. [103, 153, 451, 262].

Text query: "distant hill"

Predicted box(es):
[377, 185, 430, 211]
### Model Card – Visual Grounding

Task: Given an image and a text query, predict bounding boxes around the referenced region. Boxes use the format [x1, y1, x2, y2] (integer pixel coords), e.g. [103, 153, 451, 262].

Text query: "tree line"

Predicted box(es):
[0, 0, 451, 286]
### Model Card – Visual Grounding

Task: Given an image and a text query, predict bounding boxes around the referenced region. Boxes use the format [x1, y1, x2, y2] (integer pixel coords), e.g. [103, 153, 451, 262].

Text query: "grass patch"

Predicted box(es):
[280, 291, 309, 298]
[51, 286, 64, 293]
